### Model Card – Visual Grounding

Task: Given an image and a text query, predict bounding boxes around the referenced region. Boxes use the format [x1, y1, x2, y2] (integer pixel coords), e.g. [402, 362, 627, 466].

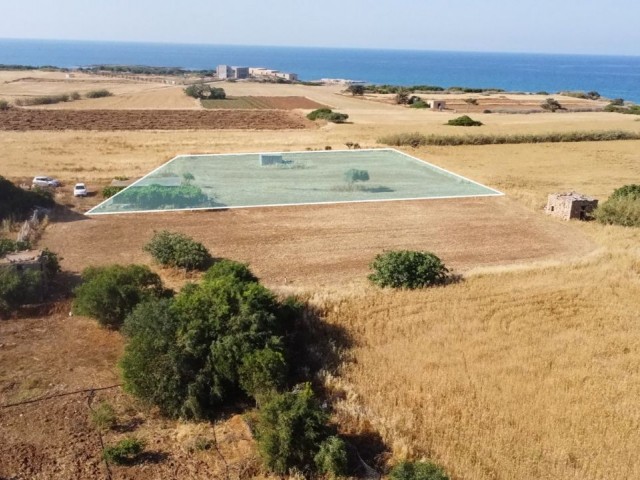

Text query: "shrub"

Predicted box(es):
[347, 84, 365, 96]
[41, 248, 61, 278]
[410, 100, 429, 109]
[102, 438, 144, 465]
[256, 384, 330, 474]
[307, 108, 349, 123]
[378, 130, 640, 147]
[314, 436, 349, 478]
[389, 461, 450, 480]
[344, 169, 370, 184]
[91, 401, 117, 431]
[144, 230, 212, 271]
[594, 195, 640, 227]
[326, 112, 349, 123]
[203, 259, 258, 283]
[73, 264, 165, 329]
[85, 89, 113, 99]
[610, 98, 625, 106]
[70, 91, 81, 100]
[120, 263, 291, 419]
[447, 115, 483, 126]
[609, 184, 640, 200]
[15, 93, 73, 106]
[102, 185, 125, 198]
[541, 98, 563, 112]
[0, 239, 30, 257]
[0, 99, 9, 110]
[0, 268, 43, 314]
[378, 132, 428, 148]
[369, 250, 449, 289]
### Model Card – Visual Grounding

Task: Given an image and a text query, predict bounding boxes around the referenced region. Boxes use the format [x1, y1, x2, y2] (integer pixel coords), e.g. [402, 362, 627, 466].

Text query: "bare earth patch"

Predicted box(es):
[0, 314, 267, 480]
[41, 197, 594, 290]
[202, 96, 328, 110]
[0, 109, 312, 131]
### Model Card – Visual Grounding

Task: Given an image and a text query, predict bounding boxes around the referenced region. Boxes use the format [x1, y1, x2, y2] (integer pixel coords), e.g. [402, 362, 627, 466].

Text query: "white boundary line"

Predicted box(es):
[87, 148, 504, 216]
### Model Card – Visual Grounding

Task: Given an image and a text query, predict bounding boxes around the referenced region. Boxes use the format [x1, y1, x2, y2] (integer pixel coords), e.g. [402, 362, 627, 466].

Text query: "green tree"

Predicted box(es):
[396, 89, 410, 105]
[184, 84, 226, 100]
[314, 436, 349, 478]
[73, 264, 165, 329]
[256, 384, 330, 474]
[369, 250, 449, 289]
[347, 84, 365, 96]
[120, 262, 290, 419]
[541, 98, 563, 112]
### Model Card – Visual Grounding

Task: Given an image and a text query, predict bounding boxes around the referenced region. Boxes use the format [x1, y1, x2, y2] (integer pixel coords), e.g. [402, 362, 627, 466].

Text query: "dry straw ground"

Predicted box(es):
[1, 76, 640, 480]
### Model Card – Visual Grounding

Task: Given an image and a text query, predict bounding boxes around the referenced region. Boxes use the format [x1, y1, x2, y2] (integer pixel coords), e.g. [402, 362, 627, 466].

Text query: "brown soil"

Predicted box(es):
[0, 109, 312, 131]
[41, 197, 594, 290]
[0, 314, 266, 480]
[202, 96, 328, 110]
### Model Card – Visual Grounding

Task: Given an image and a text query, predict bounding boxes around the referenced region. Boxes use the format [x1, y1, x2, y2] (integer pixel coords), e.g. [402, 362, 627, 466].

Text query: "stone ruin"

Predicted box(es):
[545, 192, 598, 220]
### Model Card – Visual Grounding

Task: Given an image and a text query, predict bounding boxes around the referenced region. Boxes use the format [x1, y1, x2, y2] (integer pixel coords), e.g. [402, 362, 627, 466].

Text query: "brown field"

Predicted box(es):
[0, 108, 311, 131]
[39, 197, 594, 290]
[1, 73, 640, 480]
[202, 95, 328, 110]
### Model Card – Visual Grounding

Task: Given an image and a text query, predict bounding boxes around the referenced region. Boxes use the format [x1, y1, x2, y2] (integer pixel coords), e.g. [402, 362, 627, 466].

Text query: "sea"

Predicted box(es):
[2, 38, 640, 102]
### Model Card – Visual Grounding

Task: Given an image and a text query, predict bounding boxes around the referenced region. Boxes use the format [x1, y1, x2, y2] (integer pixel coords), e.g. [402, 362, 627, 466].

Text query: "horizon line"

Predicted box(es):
[1, 36, 639, 59]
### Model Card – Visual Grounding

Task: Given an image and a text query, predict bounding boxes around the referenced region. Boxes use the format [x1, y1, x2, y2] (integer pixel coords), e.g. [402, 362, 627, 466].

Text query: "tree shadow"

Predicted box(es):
[49, 205, 89, 223]
[113, 416, 145, 433]
[344, 429, 390, 479]
[359, 186, 394, 193]
[134, 451, 169, 465]
[285, 303, 355, 384]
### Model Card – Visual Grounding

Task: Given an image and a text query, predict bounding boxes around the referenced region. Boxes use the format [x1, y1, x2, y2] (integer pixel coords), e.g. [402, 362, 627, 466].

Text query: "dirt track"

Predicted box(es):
[0, 109, 312, 131]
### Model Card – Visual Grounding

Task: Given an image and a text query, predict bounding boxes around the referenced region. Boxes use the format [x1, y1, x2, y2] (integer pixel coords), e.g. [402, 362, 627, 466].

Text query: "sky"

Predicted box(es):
[2, 0, 639, 56]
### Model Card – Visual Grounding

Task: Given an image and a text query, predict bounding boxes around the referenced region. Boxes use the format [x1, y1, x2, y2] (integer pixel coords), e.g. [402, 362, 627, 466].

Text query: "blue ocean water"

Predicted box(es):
[2, 38, 640, 102]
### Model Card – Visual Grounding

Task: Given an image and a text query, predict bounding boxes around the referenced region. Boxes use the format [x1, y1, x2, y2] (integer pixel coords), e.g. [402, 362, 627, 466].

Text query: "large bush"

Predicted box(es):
[256, 383, 330, 475]
[0, 268, 42, 315]
[144, 230, 212, 271]
[184, 84, 226, 100]
[307, 108, 349, 123]
[369, 250, 449, 289]
[73, 264, 165, 329]
[120, 261, 291, 419]
[446, 115, 483, 127]
[389, 461, 450, 480]
[594, 190, 640, 227]
[85, 89, 113, 99]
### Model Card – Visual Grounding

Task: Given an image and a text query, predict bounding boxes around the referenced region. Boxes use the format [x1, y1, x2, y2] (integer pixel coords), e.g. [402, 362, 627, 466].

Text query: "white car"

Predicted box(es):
[73, 183, 88, 197]
[32, 176, 61, 188]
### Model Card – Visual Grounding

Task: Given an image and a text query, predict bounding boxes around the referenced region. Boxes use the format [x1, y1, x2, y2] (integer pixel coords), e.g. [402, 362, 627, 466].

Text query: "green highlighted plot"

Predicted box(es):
[88, 149, 502, 215]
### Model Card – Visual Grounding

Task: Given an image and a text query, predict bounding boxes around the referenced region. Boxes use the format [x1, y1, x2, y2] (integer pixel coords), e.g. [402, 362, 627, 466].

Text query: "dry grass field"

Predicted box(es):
[1, 73, 640, 479]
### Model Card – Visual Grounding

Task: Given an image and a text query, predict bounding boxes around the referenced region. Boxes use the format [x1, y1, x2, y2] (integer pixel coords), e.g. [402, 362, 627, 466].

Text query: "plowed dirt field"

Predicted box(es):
[0, 109, 312, 131]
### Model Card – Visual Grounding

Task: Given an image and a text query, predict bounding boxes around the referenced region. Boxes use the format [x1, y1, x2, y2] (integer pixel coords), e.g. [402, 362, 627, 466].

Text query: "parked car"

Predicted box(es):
[73, 183, 88, 197]
[32, 176, 61, 188]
